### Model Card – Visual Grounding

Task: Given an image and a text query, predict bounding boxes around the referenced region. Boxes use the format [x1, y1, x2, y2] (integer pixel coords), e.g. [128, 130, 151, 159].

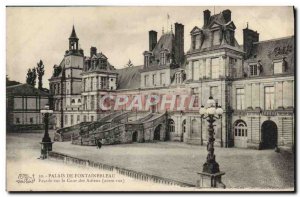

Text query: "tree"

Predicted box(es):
[125, 59, 134, 68]
[26, 69, 32, 85]
[36, 60, 45, 90]
[31, 67, 37, 87]
[26, 68, 37, 87]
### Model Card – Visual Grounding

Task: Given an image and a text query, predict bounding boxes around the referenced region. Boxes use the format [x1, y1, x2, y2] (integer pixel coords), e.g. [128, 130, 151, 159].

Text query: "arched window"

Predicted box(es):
[168, 119, 175, 132]
[78, 99, 81, 103]
[71, 99, 75, 104]
[234, 120, 247, 137]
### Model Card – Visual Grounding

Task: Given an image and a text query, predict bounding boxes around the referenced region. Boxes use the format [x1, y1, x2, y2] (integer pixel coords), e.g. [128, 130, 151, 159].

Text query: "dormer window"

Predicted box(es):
[175, 73, 182, 84]
[192, 36, 196, 50]
[273, 58, 287, 74]
[249, 64, 259, 76]
[212, 30, 220, 46]
[144, 55, 150, 68]
[160, 52, 166, 65]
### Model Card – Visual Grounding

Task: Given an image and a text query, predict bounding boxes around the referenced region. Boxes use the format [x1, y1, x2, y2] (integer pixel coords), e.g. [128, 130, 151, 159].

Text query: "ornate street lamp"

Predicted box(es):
[40, 104, 54, 159]
[197, 96, 225, 188]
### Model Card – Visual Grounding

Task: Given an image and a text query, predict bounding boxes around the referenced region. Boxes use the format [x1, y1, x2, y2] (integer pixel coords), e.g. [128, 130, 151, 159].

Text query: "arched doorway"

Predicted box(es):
[154, 124, 161, 141]
[132, 131, 138, 142]
[166, 119, 175, 141]
[233, 120, 248, 148]
[261, 120, 278, 149]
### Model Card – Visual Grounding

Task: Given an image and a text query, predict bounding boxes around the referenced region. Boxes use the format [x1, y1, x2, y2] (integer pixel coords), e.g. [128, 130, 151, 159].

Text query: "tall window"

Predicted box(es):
[144, 55, 149, 67]
[192, 36, 196, 50]
[144, 75, 149, 87]
[160, 52, 166, 65]
[195, 35, 200, 49]
[191, 119, 198, 134]
[65, 115, 68, 125]
[84, 96, 87, 110]
[90, 77, 93, 91]
[249, 64, 258, 76]
[71, 115, 74, 125]
[236, 88, 245, 110]
[210, 86, 219, 101]
[212, 30, 220, 45]
[265, 87, 275, 110]
[199, 60, 204, 79]
[168, 119, 175, 132]
[274, 60, 283, 74]
[192, 61, 199, 80]
[91, 95, 95, 110]
[77, 115, 80, 123]
[234, 120, 247, 137]
[160, 73, 165, 85]
[101, 77, 108, 89]
[211, 58, 219, 79]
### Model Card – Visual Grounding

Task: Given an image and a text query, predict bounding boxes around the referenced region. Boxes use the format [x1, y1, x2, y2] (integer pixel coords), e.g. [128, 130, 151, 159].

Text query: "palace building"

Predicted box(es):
[49, 9, 294, 149]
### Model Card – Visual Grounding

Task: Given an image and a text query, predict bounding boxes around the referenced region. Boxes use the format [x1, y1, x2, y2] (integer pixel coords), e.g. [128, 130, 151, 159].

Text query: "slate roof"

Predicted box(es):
[245, 36, 294, 75]
[7, 84, 50, 96]
[151, 32, 174, 57]
[141, 32, 175, 72]
[115, 65, 142, 90]
[69, 25, 78, 39]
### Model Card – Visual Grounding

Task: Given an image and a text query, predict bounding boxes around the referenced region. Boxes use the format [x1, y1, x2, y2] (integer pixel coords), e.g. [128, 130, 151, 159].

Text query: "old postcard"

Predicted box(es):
[6, 6, 295, 192]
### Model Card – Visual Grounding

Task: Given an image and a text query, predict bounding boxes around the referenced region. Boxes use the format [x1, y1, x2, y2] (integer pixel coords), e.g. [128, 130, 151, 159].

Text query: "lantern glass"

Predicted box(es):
[199, 105, 206, 115]
[216, 107, 223, 115]
[207, 96, 216, 107]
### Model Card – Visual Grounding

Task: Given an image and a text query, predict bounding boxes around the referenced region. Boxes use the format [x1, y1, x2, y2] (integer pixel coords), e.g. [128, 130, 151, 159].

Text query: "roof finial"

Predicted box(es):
[162, 27, 164, 34]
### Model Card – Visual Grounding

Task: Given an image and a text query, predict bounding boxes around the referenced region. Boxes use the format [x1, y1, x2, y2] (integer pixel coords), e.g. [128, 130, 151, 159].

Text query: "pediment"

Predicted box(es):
[209, 21, 222, 29]
[190, 26, 202, 35]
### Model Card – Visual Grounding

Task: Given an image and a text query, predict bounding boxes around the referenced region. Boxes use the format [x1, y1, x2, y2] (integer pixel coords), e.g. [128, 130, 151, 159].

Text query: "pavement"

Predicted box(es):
[50, 136, 294, 190]
[7, 131, 198, 191]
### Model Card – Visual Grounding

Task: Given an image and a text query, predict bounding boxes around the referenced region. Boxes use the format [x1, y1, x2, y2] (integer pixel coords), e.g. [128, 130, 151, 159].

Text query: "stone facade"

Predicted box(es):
[49, 9, 294, 149]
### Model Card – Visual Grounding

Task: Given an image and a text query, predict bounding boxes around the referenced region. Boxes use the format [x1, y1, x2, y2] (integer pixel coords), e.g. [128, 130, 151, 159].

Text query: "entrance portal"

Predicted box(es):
[261, 120, 278, 149]
[154, 125, 161, 141]
[132, 131, 138, 142]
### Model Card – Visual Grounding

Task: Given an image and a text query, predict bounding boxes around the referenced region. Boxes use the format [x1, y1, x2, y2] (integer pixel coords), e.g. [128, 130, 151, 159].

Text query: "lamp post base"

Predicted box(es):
[203, 161, 220, 174]
[196, 171, 226, 189]
[40, 142, 54, 159]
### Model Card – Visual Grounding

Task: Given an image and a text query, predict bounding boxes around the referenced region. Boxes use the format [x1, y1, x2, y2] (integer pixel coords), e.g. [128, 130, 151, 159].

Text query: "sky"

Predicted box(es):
[6, 6, 294, 88]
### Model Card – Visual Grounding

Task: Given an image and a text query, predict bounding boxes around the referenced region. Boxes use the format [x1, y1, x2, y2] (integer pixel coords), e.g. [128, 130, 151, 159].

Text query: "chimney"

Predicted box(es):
[175, 23, 184, 65]
[203, 10, 211, 26]
[222, 9, 231, 23]
[243, 27, 259, 59]
[90, 46, 97, 57]
[149, 30, 157, 51]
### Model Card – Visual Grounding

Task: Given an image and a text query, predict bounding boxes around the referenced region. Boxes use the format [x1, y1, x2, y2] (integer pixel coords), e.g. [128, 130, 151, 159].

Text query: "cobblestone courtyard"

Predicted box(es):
[7, 132, 192, 191]
[7, 131, 294, 190]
